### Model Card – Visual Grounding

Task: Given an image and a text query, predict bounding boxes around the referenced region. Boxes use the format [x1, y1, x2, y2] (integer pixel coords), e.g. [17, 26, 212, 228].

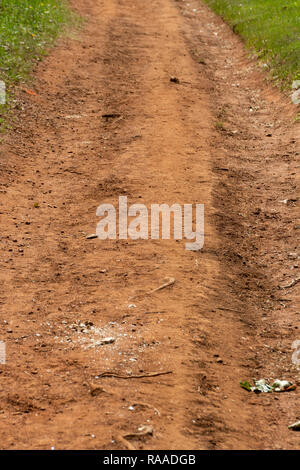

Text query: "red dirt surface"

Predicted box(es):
[0, 0, 299, 450]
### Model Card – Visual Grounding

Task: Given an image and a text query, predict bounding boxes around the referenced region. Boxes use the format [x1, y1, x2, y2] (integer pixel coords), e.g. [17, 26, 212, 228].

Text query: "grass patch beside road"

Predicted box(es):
[0, 0, 79, 120]
[202, 0, 300, 88]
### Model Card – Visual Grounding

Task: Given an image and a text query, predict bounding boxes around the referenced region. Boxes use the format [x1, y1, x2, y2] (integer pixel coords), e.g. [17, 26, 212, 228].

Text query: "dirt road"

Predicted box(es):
[0, 0, 299, 450]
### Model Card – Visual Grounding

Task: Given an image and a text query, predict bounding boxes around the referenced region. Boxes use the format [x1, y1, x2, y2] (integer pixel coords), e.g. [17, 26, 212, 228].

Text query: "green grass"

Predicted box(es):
[202, 0, 300, 88]
[0, 0, 79, 96]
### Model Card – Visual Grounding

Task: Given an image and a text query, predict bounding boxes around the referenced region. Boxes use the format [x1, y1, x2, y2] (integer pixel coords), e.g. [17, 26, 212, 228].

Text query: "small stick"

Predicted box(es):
[144, 310, 166, 314]
[148, 277, 175, 294]
[130, 277, 175, 300]
[279, 277, 300, 289]
[98, 371, 172, 379]
[116, 435, 136, 450]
